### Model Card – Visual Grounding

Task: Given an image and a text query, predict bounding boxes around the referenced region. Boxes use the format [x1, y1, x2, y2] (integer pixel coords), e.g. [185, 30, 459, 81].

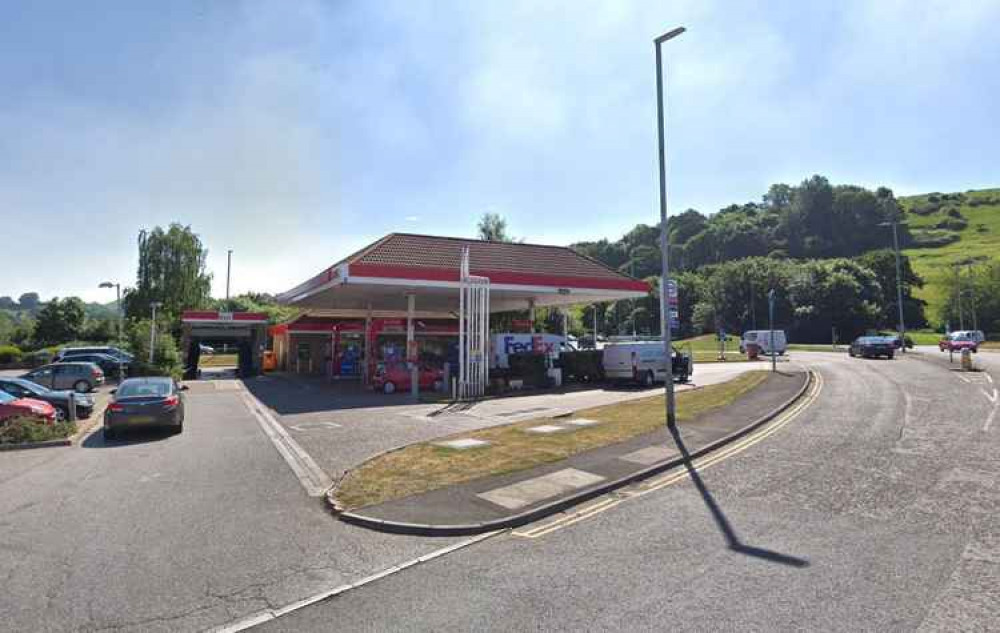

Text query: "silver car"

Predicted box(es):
[21, 362, 105, 393]
[104, 377, 187, 439]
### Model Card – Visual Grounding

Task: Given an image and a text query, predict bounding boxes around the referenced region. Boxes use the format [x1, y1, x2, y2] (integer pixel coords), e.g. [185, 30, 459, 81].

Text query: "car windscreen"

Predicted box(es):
[117, 381, 172, 398]
[0, 391, 15, 404]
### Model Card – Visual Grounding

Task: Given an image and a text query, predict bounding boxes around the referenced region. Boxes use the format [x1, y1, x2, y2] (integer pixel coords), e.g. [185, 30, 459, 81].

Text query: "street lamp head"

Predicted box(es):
[99, 281, 115, 288]
[655, 27, 686, 44]
[150, 301, 163, 308]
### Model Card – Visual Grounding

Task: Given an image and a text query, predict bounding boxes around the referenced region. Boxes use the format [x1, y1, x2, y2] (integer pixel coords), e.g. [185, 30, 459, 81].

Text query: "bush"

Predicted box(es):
[0, 344, 22, 364]
[933, 217, 968, 231]
[23, 349, 53, 367]
[946, 207, 964, 218]
[0, 417, 76, 444]
[909, 228, 961, 248]
[909, 202, 941, 216]
[976, 224, 990, 233]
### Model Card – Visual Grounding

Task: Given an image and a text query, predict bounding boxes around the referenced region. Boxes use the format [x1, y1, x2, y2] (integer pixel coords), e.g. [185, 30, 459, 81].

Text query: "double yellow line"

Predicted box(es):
[513, 370, 823, 539]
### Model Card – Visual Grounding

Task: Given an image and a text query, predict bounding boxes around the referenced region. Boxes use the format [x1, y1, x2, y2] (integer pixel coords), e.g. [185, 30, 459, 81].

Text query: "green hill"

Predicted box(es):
[900, 188, 1000, 327]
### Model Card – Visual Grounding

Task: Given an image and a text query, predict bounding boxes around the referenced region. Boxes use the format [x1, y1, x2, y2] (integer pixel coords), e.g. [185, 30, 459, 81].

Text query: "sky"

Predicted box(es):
[2, 0, 998, 303]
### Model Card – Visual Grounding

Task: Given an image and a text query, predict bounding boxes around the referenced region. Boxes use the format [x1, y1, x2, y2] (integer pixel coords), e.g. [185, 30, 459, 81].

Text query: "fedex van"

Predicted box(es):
[490, 334, 571, 369]
[739, 330, 787, 355]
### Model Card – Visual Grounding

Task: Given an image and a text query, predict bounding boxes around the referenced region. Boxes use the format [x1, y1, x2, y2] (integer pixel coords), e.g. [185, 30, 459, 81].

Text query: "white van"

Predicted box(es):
[602, 341, 691, 386]
[739, 330, 787, 355]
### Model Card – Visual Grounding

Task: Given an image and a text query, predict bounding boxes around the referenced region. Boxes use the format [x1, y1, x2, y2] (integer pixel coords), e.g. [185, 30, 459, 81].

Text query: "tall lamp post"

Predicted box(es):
[655, 25, 685, 428]
[99, 281, 124, 382]
[149, 301, 163, 364]
[878, 220, 908, 352]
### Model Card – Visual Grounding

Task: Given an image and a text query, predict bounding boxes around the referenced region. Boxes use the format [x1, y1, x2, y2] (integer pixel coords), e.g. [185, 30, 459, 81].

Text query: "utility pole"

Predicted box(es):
[655, 25, 685, 428]
[226, 249, 233, 302]
[967, 263, 978, 331]
[99, 281, 124, 382]
[955, 264, 965, 330]
[149, 301, 162, 364]
[768, 289, 776, 373]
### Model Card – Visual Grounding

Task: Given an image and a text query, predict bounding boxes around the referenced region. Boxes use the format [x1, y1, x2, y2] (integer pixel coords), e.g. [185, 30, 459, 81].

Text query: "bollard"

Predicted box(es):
[67, 394, 77, 423]
[410, 365, 419, 399]
[961, 348, 973, 371]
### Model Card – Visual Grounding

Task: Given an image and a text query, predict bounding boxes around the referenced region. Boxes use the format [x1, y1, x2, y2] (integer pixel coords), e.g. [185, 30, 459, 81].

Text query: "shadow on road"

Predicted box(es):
[668, 424, 809, 568]
[82, 427, 175, 448]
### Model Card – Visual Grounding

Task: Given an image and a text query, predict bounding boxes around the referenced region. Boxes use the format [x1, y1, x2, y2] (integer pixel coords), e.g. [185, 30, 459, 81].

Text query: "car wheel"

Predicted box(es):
[73, 380, 90, 393]
[54, 407, 67, 422]
[171, 422, 183, 435]
[383, 381, 397, 394]
[641, 371, 655, 387]
[888, 353, 894, 360]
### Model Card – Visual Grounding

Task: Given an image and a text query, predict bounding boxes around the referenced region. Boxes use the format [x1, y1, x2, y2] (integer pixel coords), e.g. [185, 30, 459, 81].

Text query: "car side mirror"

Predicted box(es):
[110, 388, 117, 395]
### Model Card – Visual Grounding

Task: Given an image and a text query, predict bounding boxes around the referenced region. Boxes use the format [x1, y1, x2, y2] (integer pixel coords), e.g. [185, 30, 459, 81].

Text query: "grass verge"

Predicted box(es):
[335, 371, 770, 510]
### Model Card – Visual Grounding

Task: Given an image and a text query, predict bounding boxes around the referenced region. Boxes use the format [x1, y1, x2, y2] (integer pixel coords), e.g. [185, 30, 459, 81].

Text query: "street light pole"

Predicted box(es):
[226, 249, 233, 303]
[890, 220, 907, 352]
[768, 289, 776, 373]
[149, 301, 162, 364]
[99, 281, 124, 382]
[655, 26, 685, 428]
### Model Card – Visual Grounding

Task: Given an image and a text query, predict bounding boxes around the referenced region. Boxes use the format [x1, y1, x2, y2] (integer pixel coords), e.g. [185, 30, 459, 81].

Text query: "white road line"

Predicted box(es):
[238, 390, 333, 497]
[210, 530, 503, 633]
[984, 406, 998, 432]
[981, 389, 998, 404]
[986, 373, 994, 385]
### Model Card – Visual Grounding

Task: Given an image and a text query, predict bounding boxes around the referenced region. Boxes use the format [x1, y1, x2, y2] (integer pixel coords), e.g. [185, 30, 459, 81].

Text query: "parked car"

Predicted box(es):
[602, 341, 691, 385]
[0, 377, 94, 421]
[199, 344, 215, 355]
[373, 363, 443, 394]
[21, 362, 104, 393]
[56, 346, 134, 363]
[938, 332, 981, 353]
[739, 330, 788, 355]
[60, 353, 129, 377]
[0, 389, 57, 424]
[104, 377, 187, 438]
[850, 336, 896, 359]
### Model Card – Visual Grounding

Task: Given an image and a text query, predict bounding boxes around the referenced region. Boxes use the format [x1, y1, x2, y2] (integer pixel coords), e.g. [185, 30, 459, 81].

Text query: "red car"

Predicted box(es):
[0, 389, 57, 424]
[374, 364, 444, 394]
[939, 333, 979, 353]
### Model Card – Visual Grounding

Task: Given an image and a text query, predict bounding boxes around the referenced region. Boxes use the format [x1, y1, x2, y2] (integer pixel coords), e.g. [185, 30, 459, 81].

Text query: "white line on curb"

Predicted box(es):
[238, 390, 333, 497]
[208, 529, 503, 633]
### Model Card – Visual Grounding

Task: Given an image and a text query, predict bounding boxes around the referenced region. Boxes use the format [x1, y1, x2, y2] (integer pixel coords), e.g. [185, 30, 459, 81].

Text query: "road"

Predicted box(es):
[2, 351, 996, 631]
[259, 351, 999, 632]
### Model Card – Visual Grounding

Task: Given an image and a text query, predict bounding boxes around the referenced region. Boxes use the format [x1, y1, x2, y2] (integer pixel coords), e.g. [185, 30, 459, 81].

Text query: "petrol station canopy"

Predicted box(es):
[277, 233, 650, 315]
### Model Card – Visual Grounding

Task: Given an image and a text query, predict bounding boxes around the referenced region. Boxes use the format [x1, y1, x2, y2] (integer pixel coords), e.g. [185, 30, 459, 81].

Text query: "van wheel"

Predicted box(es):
[73, 380, 89, 393]
[641, 371, 654, 387]
[383, 382, 397, 394]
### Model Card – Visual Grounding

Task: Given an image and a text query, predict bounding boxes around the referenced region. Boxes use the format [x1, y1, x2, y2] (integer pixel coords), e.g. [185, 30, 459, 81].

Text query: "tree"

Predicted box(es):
[82, 318, 117, 343]
[17, 292, 40, 310]
[856, 249, 927, 329]
[0, 296, 16, 310]
[477, 213, 513, 242]
[124, 224, 213, 321]
[33, 297, 86, 346]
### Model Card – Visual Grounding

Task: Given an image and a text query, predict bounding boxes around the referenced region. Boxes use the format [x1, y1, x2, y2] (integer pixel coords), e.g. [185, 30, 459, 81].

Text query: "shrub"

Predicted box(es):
[0, 344, 22, 364]
[946, 207, 964, 218]
[927, 194, 940, 203]
[23, 349, 53, 367]
[0, 417, 76, 444]
[909, 228, 961, 248]
[508, 353, 549, 388]
[910, 202, 941, 216]
[933, 217, 968, 231]
[976, 224, 990, 233]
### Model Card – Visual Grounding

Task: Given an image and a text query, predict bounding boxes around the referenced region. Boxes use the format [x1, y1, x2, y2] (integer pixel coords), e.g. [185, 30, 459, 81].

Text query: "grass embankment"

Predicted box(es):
[200, 354, 238, 367]
[900, 188, 1000, 325]
[335, 371, 769, 509]
[675, 334, 752, 363]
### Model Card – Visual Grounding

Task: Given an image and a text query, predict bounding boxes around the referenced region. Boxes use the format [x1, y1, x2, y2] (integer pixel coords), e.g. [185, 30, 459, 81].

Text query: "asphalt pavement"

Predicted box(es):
[258, 351, 1000, 632]
[0, 380, 468, 632]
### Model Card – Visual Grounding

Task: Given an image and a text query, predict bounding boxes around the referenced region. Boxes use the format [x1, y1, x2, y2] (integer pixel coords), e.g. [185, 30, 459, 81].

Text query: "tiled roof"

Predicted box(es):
[349, 233, 627, 281]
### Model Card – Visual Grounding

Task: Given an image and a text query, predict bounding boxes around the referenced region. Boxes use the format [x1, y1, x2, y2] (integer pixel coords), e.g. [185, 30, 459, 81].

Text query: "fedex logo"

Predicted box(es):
[504, 335, 555, 355]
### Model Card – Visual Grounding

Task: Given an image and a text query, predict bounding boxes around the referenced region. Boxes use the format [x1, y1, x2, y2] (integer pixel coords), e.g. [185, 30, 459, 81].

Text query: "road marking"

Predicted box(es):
[981, 389, 998, 404]
[210, 529, 503, 633]
[984, 405, 998, 432]
[238, 390, 334, 497]
[986, 373, 994, 385]
[288, 421, 342, 432]
[513, 371, 823, 539]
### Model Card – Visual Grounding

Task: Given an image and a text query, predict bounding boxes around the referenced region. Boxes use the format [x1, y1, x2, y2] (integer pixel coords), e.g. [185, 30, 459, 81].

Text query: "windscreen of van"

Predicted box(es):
[746, 333, 757, 341]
